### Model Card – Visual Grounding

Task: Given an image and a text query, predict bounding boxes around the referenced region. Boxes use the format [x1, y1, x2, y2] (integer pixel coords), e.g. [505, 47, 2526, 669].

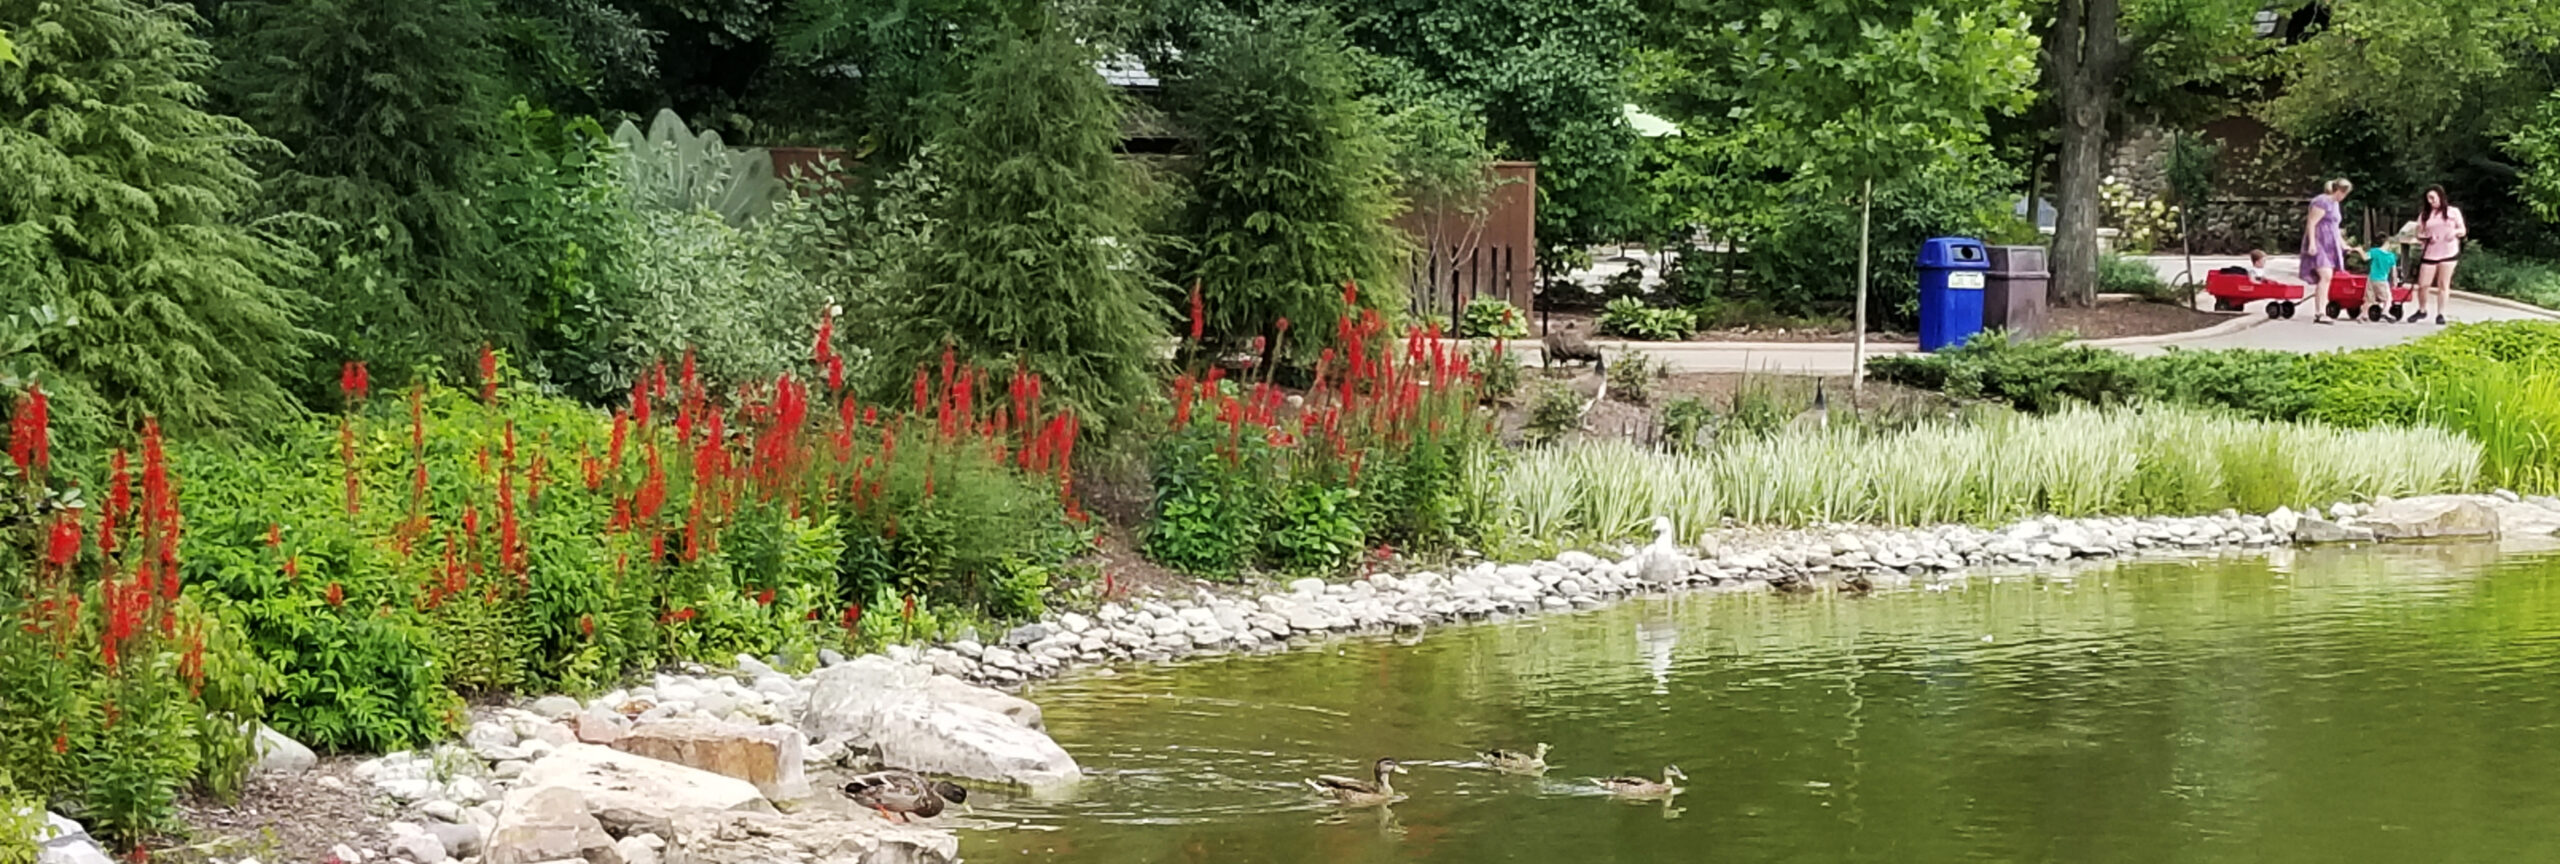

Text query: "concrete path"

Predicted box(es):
[1521, 253, 2557, 374]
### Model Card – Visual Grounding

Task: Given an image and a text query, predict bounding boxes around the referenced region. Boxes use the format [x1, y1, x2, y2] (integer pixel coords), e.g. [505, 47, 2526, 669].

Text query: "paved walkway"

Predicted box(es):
[1524, 254, 2557, 374]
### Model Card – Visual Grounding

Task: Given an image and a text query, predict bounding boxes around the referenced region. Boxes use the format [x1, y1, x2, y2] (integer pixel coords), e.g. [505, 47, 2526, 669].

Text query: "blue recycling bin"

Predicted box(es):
[1916, 237, 1991, 352]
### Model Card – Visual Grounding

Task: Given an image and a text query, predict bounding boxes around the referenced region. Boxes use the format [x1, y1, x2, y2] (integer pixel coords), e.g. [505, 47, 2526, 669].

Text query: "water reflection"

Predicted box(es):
[970, 545, 2560, 863]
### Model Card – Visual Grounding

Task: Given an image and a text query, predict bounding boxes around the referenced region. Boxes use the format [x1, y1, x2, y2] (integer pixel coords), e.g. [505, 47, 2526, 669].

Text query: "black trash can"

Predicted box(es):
[1984, 246, 2050, 337]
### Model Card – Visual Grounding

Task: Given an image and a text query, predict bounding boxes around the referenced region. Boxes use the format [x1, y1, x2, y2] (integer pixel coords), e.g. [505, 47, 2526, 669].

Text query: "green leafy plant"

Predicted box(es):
[1523, 383, 1585, 445]
[2098, 252, 2181, 305]
[1262, 482, 1364, 573]
[1660, 396, 1715, 451]
[1597, 297, 1696, 341]
[1460, 297, 1533, 340]
[611, 109, 788, 227]
[1468, 343, 1524, 402]
[1607, 350, 1656, 404]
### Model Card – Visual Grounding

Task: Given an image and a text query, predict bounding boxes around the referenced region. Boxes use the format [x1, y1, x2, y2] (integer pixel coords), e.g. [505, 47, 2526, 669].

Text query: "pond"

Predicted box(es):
[955, 544, 2560, 863]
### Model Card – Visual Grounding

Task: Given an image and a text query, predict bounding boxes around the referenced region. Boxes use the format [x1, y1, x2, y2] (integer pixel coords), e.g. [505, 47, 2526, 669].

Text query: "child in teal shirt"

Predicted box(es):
[2363, 244, 2400, 321]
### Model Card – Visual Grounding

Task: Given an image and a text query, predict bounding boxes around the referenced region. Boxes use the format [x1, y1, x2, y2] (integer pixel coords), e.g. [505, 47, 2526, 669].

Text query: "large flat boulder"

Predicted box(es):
[612, 719, 809, 801]
[514, 743, 775, 828]
[2360, 496, 2500, 541]
[2492, 498, 2560, 537]
[665, 810, 957, 864]
[486, 787, 620, 864]
[799, 656, 1078, 788]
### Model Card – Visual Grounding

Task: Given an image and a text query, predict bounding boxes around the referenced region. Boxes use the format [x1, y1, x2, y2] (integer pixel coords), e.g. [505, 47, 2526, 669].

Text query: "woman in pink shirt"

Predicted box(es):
[2413, 185, 2466, 325]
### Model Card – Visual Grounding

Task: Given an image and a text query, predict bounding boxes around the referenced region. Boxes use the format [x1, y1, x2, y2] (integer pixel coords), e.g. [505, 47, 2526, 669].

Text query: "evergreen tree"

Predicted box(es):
[210, 0, 516, 383]
[876, 7, 1169, 432]
[1170, 9, 1404, 357]
[0, 0, 313, 430]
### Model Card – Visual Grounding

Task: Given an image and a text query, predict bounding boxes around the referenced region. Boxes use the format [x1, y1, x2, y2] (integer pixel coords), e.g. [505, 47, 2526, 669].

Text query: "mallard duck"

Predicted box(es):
[1476, 743, 1550, 775]
[842, 770, 970, 822]
[1593, 765, 1686, 799]
[1307, 758, 1409, 806]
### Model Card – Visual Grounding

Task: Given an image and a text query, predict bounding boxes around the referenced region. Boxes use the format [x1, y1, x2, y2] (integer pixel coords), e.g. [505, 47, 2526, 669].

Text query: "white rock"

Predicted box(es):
[380, 779, 440, 803]
[34, 812, 113, 864]
[420, 800, 466, 824]
[388, 832, 448, 864]
[613, 836, 660, 864]
[795, 655, 1079, 788]
[1288, 577, 1326, 595]
[527, 696, 582, 719]
[253, 723, 318, 774]
[1057, 612, 1093, 634]
[446, 777, 489, 806]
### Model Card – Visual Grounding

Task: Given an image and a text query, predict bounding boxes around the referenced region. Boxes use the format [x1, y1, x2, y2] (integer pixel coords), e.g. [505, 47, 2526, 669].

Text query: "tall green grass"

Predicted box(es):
[1478, 404, 2480, 544]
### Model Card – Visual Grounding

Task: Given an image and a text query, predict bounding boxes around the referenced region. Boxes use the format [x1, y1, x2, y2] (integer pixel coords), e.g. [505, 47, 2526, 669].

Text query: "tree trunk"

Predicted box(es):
[2047, 0, 2122, 308]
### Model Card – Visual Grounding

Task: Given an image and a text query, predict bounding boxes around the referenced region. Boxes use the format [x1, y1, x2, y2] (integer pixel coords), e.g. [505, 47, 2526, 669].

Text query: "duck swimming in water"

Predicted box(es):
[1475, 743, 1550, 775]
[1307, 758, 1409, 807]
[1593, 765, 1686, 799]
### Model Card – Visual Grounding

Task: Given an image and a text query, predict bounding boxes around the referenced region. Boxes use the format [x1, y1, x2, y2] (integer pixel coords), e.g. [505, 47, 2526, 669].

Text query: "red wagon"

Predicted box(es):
[2204, 271, 2307, 319]
[2323, 273, 2414, 321]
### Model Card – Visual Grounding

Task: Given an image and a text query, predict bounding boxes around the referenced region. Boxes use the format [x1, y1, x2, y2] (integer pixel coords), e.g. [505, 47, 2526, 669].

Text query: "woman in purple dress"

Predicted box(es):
[2300, 178, 2352, 323]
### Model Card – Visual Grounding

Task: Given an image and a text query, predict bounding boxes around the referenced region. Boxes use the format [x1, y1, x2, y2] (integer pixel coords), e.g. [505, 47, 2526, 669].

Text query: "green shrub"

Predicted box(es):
[1144, 424, 1266, 578]
[1167, 8, 1405, 355]
[1872, 332, 2147, 414]
[875, 13, 1170, 432]
[1597, 297, 1696, 341]
[1523, 383, 1584, 445]
[1607, 350, 1655, 405]
[2099, 253, 2184, 305]
[1469, 344, 1524, 402]
[1262, 483, 1364, 573]
[2, 0, 314, 432]
[1660, 396, 1715, 451]
[2454, 248, 2560, 309]
[1460, 297, 1533, 339]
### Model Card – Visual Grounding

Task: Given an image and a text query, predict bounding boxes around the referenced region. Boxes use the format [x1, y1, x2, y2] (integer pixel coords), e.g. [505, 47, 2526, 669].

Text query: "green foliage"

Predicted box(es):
[1169, 9, 1405, 354]
[1262, 483, 1364, 573]
[876, 14, 1169, 432]
[1659, 395, 1714, 451]
[1743, 155, 2026, 325]
[2516, 94, 2560, 223]
[610, 109, 788, 227]
[212, 0, 515, 384]
[0, 0, 315, 432]
[1597, 297, 1695, 341]
[1477, 406, 2478, 541]
[1144, 425, 1264, 578]
[483, 100, 641, 400]
[831, 420, 1081, 620]
[2099, 253, 2182, 304]
[1459, 298, 1532, 340]
[2454, 248, 2560, 308]
[578, 206, 825, 399]
[1606, 350, 1655, 405]
[1522, 382, 1584, 445]
[1467, 343, 1523, 402]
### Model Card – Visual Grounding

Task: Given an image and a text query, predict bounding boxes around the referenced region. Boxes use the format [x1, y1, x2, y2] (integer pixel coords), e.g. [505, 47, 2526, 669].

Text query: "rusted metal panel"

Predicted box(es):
[1394, 162, 1538, 325]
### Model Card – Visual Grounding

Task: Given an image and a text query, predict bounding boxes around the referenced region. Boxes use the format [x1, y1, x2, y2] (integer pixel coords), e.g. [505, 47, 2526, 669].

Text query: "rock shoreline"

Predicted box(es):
[220, 492, 2555, 864]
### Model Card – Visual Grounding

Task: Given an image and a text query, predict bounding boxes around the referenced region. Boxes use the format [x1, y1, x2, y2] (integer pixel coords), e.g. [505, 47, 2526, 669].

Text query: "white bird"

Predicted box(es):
[1637, 515, 1689, 584]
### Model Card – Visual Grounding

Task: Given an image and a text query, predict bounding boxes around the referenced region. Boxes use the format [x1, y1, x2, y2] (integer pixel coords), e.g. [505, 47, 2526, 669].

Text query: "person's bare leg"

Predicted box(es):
[2313, 267, 2336, 322]
[2414, 262, 2440, 319]
[2436, 260, 2460, 323]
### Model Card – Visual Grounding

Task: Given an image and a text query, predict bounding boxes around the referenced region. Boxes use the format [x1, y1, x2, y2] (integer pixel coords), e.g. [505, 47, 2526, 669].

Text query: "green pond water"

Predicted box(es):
[953, 544, 2560, 863]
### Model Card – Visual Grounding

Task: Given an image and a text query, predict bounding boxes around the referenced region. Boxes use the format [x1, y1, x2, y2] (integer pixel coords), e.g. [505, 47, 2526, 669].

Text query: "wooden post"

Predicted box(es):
[1854, 176, 1873, 400]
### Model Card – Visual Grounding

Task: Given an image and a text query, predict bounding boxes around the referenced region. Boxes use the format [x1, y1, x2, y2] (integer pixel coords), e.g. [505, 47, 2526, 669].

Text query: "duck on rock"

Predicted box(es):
[842, 770, 970, 822]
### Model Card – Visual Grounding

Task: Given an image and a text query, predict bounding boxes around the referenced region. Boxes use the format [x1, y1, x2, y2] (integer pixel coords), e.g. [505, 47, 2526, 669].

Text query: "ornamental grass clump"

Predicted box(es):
[1479, 404, 2479, 543]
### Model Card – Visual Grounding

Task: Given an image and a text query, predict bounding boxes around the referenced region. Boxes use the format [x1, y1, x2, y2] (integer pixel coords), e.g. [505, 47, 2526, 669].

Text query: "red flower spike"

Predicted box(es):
[478, 345, 499, 404]
[1187, 281, 1205, 341]
[325, 582, 344, 607]
[46, 512, 80, 568]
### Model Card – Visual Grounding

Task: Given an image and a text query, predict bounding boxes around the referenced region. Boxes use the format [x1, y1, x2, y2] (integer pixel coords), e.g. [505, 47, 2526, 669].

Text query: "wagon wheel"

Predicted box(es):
[2325, 301, 2344, 320]
[2367, 304, 2385, 321]
[2389, 302, 2406, 322]
[2213, 297, 2240, 312]
[2279, 301, 2299, 319]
